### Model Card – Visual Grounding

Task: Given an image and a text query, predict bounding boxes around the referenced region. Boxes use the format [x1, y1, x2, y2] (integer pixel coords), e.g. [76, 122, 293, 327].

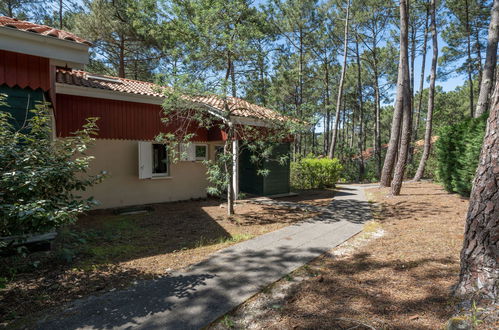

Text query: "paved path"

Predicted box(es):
[36, 185, 372, 330]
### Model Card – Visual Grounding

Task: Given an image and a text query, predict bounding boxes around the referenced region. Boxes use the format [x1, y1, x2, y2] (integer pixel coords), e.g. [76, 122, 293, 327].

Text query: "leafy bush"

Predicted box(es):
[291, 157, 343, 190]
[0, 101, 104, 245]
[435, 115, 487, 196]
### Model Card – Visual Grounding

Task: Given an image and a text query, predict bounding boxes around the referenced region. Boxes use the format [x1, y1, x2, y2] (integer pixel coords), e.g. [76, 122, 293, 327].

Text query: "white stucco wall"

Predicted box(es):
[80, 139, 223, 209]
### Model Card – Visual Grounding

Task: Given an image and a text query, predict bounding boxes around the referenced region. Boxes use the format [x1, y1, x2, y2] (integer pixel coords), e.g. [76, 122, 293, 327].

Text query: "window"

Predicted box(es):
[152, 144, 169, 176]
[195, 144, 208, 161]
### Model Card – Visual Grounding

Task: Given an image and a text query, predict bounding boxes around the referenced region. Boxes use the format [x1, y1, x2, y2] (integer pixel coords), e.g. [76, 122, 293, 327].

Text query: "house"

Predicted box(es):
[0, 16, 291, 209]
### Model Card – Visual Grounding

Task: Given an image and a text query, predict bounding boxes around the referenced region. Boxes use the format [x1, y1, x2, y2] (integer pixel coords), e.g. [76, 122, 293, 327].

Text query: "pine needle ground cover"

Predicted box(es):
[0, 192, 329, 328]
[211, 182, 487, 329]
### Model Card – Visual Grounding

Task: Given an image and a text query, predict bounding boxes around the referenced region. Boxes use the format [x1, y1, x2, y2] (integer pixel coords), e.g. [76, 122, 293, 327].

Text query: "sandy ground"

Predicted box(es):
[210, 182, 498, 329]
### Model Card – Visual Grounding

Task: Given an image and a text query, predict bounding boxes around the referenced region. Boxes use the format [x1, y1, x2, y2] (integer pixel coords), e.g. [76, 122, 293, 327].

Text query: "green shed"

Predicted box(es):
[239, 142, 291, 196]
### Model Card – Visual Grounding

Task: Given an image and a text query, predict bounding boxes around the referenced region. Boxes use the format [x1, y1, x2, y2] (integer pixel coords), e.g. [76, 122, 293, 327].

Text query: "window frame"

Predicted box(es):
[194, 143, 209, 161]
[151, 143, 171, 178]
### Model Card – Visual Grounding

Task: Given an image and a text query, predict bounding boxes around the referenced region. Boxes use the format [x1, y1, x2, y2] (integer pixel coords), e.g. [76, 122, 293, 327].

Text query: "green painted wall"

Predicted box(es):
[0, 85, 45, 130]
[239, 142, 290, 196]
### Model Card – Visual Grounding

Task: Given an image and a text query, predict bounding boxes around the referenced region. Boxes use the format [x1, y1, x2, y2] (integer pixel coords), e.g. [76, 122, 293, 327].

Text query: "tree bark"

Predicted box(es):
[118, 36, 126, 78]
[380, 0, 409, 187]
[455, 82, 499, 301]
[373, 45, 382, 178]
[324, 58, 331, 155]
[475, 0, 499, 118]
[58, 0, 64, 29]
[391, 0, 412, 195]
[465, 0, 475, 117]
[328, 0, 350, 159]
[355, 34, 365, 181]
[413, 0, 438, 182]
[414, 4, 429, 145]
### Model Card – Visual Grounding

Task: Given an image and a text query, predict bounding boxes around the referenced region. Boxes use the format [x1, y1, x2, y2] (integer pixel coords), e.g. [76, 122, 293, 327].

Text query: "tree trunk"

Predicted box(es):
[230, 61, 237, 98]
[475, 0, 499, 118]
[373, 46, 382, 178]
[355, 34, 365, 181]
[225, 125, 235, 216]
[465, 0, 475, 117]
[455, 83, 499, 301]
[391, 0, 412, 195]
[413, 0, 438, 182]
[58, 0, 63, 29]
[118, 37, 126, 78]
[328, 0, 350, 159]
[414, 4, 429, 145]
[324, 58, 331, 155]
[380, 0, 409, 187]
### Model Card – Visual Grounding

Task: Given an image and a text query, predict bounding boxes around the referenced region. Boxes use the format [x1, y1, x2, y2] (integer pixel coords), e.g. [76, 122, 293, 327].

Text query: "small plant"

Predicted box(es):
[470, 300, 484, 328]
[221, 315, 235, 328]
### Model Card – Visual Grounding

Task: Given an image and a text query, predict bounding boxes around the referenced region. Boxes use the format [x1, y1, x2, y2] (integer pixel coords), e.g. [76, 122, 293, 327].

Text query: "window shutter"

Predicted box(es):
[138, 141, 152, 179]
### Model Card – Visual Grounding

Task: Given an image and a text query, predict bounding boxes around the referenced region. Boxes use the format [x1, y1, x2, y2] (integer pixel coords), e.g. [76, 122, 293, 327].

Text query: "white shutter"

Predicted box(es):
[138, 141, 152, 179]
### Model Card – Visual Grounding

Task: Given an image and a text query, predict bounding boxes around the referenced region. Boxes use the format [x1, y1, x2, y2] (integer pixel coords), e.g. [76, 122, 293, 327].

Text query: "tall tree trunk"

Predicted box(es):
[223, 62, 235, 216]
[391, 0, 412, 196]
[355, 34, 365, 181]
[465, 0, 475, 117]
[373, 46, 382, 178]
[118, 37, 125, 78]
[413, 0, 438, 182]
[328, 0, 350, 159]
[455, 82, 499, 301]
[475, 27, 484, 90]
[324, 58, 331, 155]
[414, 4, 430, 145]
[475, 0, 499, 117]
[7, 1, 13, 17]
[230, 61, 237, 98]
[59, 0, 63, 29]
[380, 0, 409, 187]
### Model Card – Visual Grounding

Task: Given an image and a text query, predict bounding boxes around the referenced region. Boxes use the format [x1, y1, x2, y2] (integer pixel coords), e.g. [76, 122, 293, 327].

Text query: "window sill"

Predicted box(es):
[151, 176, 173, 180]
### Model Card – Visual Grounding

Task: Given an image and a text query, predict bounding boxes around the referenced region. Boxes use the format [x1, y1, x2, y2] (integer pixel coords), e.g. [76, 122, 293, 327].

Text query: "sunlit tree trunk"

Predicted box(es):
[455, 82, 499, 301]
[475, 0, 499, 117]
[328, 0, 350, 159]
[414, 4, 429, 146]
[355, 33, 365, 181]
[413, 0, 437, 182]
[465, 0, 475, 117]
[380, 0, 409, 187]
[391, 0, 412, 195]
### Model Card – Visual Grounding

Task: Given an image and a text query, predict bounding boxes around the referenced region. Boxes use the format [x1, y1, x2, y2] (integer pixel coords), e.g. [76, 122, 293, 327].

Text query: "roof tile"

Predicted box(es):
[0, 16, 91, 45]
[56, 68, 284, 121]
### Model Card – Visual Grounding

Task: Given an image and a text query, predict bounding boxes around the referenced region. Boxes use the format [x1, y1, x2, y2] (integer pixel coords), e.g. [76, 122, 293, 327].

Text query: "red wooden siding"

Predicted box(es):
[55, 94, 210, 141]
[0, 50, 50, 91]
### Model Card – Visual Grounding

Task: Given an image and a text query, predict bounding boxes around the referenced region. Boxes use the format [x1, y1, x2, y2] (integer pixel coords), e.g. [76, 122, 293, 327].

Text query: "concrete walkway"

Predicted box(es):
[36, 185, 372, 330]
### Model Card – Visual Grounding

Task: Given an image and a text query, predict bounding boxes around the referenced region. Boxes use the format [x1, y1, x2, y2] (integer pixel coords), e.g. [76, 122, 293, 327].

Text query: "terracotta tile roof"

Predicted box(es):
[56, 68, 285, 121]
[0, 16, 91, 46]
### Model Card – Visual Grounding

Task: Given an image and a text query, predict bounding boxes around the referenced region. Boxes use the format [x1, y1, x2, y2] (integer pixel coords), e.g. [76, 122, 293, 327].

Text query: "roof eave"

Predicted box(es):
[0, 27, 89, 67]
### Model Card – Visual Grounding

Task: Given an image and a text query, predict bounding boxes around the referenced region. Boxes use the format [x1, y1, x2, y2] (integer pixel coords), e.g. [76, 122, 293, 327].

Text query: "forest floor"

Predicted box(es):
[210, 181, 498, 329]
[0, 191, 331, 328]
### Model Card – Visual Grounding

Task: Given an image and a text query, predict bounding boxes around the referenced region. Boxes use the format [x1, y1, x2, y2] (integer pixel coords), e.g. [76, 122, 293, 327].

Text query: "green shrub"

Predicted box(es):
[436, 115, 487, 196]
[0, 101, 104, 244]
[291, 157, 343, 190]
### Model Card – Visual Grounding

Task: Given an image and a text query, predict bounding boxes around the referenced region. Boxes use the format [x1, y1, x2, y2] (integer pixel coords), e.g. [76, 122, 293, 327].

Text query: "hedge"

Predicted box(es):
[435, 114, 487, 196]
[291, 157, 343, 190]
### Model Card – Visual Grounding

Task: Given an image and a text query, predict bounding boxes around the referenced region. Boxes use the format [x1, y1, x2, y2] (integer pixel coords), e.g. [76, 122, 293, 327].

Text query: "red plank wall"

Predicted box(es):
[0, 49, 50, 91]
[55, 94, 211, 141]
